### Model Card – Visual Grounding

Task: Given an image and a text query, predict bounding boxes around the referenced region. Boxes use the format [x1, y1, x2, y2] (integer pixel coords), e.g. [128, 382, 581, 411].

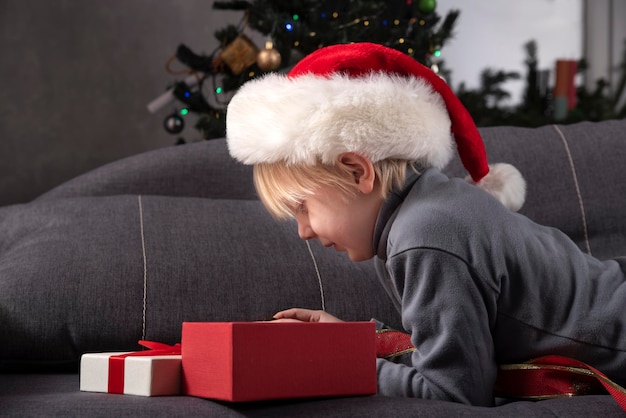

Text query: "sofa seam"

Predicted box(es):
[138, 194, 148, 340]
[551, 124, 592, 256]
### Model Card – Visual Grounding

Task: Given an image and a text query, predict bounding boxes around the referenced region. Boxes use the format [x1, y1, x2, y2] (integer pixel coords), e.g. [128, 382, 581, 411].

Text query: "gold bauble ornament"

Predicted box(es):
[257, 41, 281, 72]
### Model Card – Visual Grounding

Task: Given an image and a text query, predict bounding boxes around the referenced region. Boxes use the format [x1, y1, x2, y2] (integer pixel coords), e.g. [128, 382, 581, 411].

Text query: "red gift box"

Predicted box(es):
[80, 341, 181, 396]
[181, 321, 376, 402]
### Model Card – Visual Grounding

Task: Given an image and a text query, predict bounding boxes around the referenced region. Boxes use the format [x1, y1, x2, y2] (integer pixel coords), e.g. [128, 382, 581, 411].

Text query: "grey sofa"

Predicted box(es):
[1, 119, 625, 417]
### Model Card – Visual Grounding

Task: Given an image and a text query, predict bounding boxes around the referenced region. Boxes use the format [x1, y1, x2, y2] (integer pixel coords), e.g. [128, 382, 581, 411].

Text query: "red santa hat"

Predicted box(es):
[226, 42, 525, 211]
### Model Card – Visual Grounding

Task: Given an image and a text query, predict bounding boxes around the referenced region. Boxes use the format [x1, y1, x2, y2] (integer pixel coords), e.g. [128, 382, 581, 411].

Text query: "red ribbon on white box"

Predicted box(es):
[108, 340, 181, 394]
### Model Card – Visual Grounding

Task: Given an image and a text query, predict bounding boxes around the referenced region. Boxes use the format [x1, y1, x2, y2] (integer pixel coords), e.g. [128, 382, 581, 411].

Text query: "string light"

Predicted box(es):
[285, 22, 293, 31]
[179, 108, 189, 116]
[215, 87, 223, 94]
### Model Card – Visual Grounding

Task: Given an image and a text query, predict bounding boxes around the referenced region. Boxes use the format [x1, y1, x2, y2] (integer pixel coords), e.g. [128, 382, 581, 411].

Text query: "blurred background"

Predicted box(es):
[1, 0, 624, 206]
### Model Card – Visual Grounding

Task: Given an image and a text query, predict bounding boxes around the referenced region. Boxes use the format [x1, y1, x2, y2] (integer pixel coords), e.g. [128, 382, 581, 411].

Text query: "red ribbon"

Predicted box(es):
[375, 329, 415, 359]
[376, 330, 626, 411]
[107, 340, 181, 394]
[495, 355, 626, 412]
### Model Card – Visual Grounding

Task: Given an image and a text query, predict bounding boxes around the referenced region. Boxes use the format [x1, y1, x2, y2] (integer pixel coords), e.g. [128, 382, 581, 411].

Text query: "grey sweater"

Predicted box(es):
[373, 168, 626, 406]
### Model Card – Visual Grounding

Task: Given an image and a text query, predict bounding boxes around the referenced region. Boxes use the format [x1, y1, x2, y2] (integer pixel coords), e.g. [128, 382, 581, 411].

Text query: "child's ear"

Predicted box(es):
[338, 152, 376, 194]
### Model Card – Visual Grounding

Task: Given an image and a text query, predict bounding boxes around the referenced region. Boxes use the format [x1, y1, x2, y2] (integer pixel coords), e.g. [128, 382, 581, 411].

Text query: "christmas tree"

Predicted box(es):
[153, 0, 460, 141]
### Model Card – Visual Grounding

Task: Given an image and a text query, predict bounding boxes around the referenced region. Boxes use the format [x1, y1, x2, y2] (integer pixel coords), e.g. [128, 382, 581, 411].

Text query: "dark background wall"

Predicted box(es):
[0, 0, 242, 206]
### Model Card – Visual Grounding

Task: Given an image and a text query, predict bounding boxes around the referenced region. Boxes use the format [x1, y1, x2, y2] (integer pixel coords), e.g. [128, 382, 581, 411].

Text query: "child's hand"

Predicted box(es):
[273, 308, 343, 323]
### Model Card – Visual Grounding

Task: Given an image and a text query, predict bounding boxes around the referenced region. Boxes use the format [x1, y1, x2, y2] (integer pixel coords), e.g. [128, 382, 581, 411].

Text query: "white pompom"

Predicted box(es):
[467, 163, 526, 211]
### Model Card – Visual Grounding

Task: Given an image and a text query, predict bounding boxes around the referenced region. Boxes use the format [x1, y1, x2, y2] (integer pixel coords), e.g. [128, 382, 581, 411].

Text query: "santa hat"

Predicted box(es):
[226, 42, 525, 211]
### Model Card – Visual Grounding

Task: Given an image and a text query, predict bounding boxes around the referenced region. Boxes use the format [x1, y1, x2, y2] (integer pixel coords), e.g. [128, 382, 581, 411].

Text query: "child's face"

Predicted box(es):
[293, 182, 383, 262]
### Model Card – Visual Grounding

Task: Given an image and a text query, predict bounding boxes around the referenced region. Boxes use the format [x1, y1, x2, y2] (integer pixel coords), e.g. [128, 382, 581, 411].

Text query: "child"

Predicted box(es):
[225, 42, 626, 407]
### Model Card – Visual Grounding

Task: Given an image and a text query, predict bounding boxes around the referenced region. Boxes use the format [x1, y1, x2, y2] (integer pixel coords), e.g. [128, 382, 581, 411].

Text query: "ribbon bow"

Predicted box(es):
[135, 340, 181, 355]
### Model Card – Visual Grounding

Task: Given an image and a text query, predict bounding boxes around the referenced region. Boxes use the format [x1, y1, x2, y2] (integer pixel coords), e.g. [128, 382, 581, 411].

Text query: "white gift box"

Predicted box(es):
[80, 351, 181, 396]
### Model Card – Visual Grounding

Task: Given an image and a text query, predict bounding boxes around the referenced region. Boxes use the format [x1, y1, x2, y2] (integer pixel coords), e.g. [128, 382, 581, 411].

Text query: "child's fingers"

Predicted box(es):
[273, 308, 314, 321]
[274, 308, 343, 323]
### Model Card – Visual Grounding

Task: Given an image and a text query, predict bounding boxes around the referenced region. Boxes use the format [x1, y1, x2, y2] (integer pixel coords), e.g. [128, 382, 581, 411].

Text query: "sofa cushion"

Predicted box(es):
[2, 374, 625, 418]
[0, 194, 400, 370]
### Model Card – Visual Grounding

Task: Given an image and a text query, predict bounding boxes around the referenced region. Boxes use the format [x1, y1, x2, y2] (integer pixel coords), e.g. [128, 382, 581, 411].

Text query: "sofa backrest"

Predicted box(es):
[36, 138, 258, 201]
[445, 119, 626, 261]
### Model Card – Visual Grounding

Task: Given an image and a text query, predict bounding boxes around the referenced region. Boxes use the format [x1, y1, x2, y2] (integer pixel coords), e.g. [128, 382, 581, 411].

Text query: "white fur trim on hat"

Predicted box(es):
[467, 163, 526, 211]
[226, 72, 454, 167]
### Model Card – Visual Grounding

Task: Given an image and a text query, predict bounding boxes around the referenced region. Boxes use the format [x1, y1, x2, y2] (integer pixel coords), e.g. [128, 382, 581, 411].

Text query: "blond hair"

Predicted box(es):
[253, 157, 412, 219]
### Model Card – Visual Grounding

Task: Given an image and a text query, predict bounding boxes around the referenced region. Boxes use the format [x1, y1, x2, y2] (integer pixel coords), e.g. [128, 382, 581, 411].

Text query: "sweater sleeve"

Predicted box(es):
[375, 248, 498, 406]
